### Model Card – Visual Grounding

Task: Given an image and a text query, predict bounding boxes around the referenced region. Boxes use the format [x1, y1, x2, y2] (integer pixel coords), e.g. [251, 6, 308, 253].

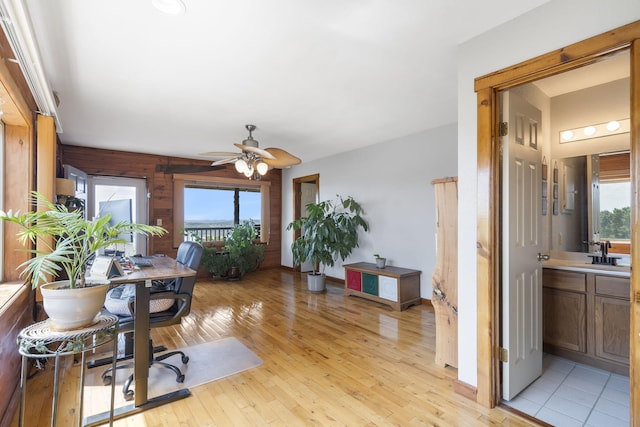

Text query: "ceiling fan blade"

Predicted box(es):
[233, 143, 276, 159]
[210, 157, 238, 166]
[199, 151, 240, 157]
[263, 147, 302, 168]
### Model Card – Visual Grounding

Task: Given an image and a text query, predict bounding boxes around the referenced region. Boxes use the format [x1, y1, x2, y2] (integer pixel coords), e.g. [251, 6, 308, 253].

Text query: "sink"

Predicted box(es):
[587, 254, 621, 266]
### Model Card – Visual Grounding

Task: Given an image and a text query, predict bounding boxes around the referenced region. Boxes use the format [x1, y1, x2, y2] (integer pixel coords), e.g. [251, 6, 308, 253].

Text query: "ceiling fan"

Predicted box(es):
[200, 124, 301, 179]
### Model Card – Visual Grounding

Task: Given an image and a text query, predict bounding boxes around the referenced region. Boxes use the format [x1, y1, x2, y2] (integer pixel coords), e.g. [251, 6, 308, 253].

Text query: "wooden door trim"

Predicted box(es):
[474, 20, 640, 422]
[292, 174, 319, 272]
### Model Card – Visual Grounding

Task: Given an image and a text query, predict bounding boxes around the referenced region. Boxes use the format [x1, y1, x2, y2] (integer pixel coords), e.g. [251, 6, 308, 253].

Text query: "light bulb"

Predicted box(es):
[244, 164, 254, 177]
[256, 161, 268, 175]
[583, 126, 596, 137]
[561, 130, 574, 141]
[235, 159, 248, 173]
[606, 121, 620, 131]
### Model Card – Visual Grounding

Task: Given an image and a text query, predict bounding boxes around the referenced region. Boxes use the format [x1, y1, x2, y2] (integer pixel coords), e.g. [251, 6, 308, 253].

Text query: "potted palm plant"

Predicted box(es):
[287, 195, 368, 292]
[1, 191, 166, 330]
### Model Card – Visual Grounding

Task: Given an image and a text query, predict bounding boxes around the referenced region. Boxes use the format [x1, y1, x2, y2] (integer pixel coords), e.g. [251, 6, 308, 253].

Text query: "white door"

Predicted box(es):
[87, 176, 149, 256]
[300, 182, 317, 272]
[501, 91, 543, 400]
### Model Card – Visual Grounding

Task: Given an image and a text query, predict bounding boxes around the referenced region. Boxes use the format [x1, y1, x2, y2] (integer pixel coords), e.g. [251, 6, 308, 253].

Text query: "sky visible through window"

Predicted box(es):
[599, 181, 630, 211]
[184, 187, 261, 225]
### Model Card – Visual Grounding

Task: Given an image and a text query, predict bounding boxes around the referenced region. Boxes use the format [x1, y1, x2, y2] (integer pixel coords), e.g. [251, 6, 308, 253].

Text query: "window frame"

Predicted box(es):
[172, 174, 270, 248]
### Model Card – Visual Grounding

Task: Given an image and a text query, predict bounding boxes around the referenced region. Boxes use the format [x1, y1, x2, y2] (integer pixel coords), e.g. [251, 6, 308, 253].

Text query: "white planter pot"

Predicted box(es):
[307, 273, 326, 293]
[375, 258, 386, 269]
[40, 280, 110, 331]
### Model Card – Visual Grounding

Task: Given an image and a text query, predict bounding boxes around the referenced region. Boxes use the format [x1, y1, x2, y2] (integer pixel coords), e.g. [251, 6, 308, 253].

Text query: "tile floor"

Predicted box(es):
[504, 354, 630, 427]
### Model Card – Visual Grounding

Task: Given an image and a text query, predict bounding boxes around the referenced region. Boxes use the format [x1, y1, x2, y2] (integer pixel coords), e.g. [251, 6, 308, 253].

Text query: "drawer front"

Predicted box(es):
[378, 276, 398, 301]
[595, 275, 629, 299]
[543, 269, 586, 292]
[362, 273, 379, 295]
[346, 269, 362, 291]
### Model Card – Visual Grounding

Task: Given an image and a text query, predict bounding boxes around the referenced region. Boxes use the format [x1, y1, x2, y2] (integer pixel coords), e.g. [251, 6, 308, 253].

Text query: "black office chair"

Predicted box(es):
[101, 241, 204, 400]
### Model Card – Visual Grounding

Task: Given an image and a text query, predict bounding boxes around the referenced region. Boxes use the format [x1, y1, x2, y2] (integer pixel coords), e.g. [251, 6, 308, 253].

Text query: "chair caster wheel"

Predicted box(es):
[124, 390, 134, 401]
[102, 375, 112, 386]
[177, 374, 185, 383]
[182, 355, 189, 364]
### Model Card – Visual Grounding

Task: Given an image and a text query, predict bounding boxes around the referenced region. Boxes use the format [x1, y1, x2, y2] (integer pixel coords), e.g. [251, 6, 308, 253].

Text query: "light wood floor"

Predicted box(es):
[12, 268, 539, 426]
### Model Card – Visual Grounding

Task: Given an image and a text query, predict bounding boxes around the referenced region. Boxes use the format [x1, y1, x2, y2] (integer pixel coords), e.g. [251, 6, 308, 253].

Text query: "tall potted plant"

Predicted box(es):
[287, 195, 368, 292]
[1, 191, 166, 330]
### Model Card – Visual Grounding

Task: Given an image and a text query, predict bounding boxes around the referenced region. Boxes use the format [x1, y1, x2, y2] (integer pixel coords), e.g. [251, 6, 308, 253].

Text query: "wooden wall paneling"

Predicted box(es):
[60, 145, 282, 268]
[3, 125, 33, 282]
[0, 284, 33, 427]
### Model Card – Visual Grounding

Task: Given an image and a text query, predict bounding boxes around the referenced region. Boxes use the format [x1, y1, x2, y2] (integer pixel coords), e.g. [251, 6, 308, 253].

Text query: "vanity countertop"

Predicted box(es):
[542, 259, 630, 278]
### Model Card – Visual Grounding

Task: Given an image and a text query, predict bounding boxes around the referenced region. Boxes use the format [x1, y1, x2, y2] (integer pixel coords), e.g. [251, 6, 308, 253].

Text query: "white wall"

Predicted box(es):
[282, 123, 457, 298]
[457, 1, 640, 387]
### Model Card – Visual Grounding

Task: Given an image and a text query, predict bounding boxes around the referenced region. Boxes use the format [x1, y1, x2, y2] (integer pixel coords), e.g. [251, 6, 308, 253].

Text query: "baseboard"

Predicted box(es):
[421, 298, 433, 308]
[453, 379, 477, 402]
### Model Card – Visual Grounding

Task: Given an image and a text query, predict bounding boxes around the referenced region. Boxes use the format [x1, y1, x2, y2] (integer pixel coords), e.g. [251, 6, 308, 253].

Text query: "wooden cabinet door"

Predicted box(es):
[594, 296, 630, 364]
[543, 288, 586, 353]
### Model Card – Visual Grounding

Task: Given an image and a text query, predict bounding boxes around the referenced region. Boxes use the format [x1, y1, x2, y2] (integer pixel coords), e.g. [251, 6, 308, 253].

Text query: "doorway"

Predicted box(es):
[87, 176, 149, 256]
[473, 21, 640, 423]
[292, 174, 319, 272]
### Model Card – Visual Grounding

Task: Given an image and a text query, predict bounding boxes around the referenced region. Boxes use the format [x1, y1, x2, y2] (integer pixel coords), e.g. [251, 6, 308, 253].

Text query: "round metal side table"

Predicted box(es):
[17, 313, 119, 427]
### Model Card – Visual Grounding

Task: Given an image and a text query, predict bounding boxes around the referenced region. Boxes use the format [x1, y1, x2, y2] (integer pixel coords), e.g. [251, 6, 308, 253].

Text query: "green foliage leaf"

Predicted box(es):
[287, 195, 368, 274]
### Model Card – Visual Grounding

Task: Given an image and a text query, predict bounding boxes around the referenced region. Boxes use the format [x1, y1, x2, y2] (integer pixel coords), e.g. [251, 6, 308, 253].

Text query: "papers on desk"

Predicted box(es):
[87, 256, 125, 283]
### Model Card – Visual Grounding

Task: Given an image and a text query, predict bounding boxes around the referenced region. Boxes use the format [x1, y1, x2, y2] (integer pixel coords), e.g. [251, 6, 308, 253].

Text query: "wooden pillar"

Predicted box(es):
[431, 177, 458, 368]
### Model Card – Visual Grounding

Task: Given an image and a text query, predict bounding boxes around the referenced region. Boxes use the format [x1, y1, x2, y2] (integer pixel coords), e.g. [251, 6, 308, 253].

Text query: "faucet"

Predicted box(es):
[600, 240, 611, 257]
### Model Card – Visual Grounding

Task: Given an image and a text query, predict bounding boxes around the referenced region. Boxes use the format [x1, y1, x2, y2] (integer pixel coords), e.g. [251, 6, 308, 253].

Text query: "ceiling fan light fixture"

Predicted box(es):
[244, 165, 254, 178]
[256, 161, 268, 176]
[235, 158, 248, 173]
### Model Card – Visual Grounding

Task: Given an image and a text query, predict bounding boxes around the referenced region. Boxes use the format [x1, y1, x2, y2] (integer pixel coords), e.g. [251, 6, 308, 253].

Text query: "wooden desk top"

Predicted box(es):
[110, 256, 196, 284]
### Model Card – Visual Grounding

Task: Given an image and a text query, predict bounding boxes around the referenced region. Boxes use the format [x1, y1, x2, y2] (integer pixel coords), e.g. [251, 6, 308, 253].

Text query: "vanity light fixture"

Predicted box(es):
[559, 118, 630, 143]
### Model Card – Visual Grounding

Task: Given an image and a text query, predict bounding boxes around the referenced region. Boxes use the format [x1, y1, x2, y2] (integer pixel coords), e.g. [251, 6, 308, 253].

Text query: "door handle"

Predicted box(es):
[537, 253, 550, 261]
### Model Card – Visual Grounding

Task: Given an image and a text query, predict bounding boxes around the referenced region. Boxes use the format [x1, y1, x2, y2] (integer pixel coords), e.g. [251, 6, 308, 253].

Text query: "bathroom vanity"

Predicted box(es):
[543, 260, 630, 375]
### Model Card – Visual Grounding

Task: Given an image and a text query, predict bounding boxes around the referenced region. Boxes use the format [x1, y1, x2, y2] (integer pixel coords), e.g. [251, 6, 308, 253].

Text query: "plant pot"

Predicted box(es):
[227, 266, 241, 281]
[375, 258, 386, 269]
[40, 280, 110, 331]
[307, 273, 326, 292]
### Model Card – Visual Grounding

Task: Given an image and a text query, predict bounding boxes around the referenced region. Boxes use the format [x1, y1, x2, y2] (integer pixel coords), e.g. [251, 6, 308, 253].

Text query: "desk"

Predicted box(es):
[85, 256, 196, 426]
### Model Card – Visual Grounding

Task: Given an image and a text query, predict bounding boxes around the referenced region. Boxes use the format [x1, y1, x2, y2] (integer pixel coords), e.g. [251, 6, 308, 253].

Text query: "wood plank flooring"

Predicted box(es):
[11, 268, 539, 426]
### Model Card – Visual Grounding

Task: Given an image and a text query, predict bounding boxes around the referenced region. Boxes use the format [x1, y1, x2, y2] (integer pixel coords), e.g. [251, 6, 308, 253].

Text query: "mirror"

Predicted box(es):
[551, 151, 630, 253]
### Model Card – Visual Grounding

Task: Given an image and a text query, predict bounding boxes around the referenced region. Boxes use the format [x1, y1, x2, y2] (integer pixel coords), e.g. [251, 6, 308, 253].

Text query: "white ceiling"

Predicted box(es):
[23, 0, 552, 164]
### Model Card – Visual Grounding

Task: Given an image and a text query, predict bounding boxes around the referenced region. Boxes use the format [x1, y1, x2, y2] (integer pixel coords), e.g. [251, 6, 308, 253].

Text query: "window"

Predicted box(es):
[599, 180, 630, 240]
[183, 186, 261, 241]
[172, 174, 270, 248]
[596, 152, 630, 253]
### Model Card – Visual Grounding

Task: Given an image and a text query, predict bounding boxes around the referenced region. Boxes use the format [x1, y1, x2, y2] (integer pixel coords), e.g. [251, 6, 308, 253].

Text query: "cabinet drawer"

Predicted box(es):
[346, 269, 362, 291]
[362, 273, 378, 295]
[595, 275, 629, 299]
[543, 269, 586, 292]
[378, 276, 398, 301]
